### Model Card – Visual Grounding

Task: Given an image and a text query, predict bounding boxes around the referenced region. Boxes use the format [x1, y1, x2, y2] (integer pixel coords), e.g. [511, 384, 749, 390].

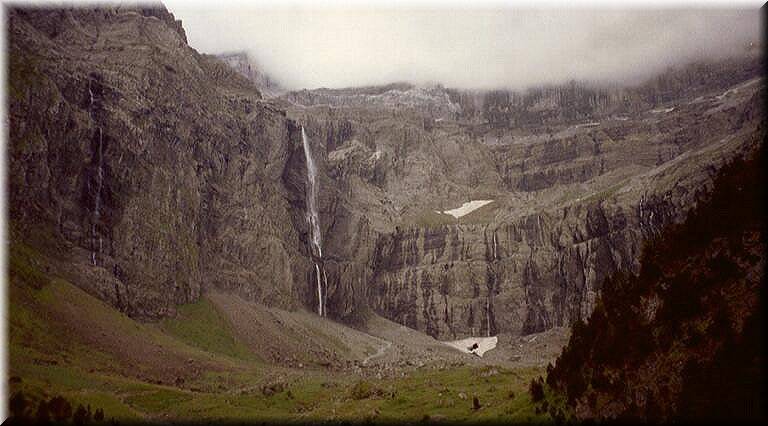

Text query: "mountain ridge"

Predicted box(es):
[7, 3, 765, 340]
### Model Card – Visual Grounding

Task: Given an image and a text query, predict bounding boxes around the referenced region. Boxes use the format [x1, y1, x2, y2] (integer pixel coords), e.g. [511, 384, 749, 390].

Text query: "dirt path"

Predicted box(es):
[361, 339, 392, 365]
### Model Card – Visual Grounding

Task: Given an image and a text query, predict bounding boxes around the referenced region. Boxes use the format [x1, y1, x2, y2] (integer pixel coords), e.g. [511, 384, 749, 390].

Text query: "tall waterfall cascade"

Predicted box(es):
[487, 230, 497, 336]
[492, 232, 497, 261]
[301, 127, 327, 316]
[89, 82, 103, 266]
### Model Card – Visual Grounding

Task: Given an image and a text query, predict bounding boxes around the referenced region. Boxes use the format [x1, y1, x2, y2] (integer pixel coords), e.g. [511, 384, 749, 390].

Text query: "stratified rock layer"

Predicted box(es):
[8, 6, 312, 318]
[8, 5, 764, 340]
[285, 63, 764, 338]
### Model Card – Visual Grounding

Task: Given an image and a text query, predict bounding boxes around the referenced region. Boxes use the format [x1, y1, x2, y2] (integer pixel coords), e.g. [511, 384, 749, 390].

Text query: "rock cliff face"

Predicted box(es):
[281, 61, 764, 339]
[547, 144, 764, 422]
[9, 4, 764, 341]
[448, 55, 761, 127]
[7, 6, 315, 318]
[216, 51, 284, 98]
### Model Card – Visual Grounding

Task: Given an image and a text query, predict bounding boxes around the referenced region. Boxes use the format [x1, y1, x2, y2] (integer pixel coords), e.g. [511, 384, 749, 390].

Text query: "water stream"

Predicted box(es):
[301, 127, 326, 316]
[89, 83, 103, 266]
[492, 232, 497, 260]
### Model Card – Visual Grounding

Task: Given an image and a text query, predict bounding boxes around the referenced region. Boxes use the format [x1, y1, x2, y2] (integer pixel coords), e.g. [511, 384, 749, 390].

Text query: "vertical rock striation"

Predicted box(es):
[7, 6, 314, 318]
[282, 65, 764, 338]
[9, 4, 764, 340]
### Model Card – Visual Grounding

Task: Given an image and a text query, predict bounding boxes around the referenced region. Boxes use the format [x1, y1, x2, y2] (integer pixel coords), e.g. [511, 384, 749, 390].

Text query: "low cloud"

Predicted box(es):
[166, 3, 761, 90]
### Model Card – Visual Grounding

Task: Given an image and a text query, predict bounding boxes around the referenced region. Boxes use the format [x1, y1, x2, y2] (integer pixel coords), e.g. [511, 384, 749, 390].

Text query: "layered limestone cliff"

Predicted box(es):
[216, 51, 284, 98]
[282, 65, 764, 339]
[9, 4, 764, 341]
[7, 6, 319, 318]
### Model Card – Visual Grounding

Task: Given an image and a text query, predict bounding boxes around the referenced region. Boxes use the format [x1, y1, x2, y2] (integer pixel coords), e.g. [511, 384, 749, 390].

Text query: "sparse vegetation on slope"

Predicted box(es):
[8, 234, 560, 423]
[546, 144, 765, 422]
[160, 298, 256, 361]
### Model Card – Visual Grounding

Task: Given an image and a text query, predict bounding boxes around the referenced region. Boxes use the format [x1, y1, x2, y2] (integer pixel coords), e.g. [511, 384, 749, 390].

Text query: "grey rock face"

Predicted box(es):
[9, 4, 764, 342]
[8, 6, 309, 318]
[216, 51, 284, 98]
[282, 65, 764, 338]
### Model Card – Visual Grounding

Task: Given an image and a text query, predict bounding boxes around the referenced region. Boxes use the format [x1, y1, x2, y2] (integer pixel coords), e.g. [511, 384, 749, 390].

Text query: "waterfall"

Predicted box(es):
[89, 83, 103, 266]
[489, 230, 496, 335]
[314, 263, 323, 316]
[93, 127, 103, 266]
[302, 127, 325, 316]
[492, 231, 497, 261]
[301, 127, 322, 256]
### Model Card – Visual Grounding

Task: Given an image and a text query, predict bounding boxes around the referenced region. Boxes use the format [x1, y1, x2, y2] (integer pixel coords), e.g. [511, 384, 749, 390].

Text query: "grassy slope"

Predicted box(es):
[158, 298, 256, 362]
[8, 237, 551, 424]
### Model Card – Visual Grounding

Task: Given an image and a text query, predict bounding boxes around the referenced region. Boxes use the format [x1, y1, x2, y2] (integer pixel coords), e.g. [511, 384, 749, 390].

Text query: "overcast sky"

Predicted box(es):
[164, 1, 761, 90]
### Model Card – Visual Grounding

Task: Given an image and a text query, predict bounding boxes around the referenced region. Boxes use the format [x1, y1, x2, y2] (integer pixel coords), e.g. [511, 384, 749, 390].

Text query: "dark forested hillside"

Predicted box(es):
[546, 141, 765, 422]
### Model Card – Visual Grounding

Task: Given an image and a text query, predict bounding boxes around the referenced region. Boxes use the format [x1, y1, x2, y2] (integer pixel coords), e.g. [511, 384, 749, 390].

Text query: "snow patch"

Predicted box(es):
[576, 121, 600, 128]
[717, 77, 761, 100]
[437, 200, 494, 219]
[443, 336, 498, 357]
[650, 106, 675, 114]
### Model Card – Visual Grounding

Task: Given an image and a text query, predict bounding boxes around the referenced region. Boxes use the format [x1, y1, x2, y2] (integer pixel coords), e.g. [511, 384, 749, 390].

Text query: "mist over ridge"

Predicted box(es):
[166, 4, 761, 90]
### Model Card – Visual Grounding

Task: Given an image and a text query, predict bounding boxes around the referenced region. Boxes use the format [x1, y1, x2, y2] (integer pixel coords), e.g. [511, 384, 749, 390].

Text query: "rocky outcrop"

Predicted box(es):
[285, 83, 460, 120]
[450, 54, 761, 128]
[7, 6, 317, 319]
[286, 63, 764, 339]
[216, 51, 284, 98]
[547, 143, 765, 422]
[9, 3, 764, 342]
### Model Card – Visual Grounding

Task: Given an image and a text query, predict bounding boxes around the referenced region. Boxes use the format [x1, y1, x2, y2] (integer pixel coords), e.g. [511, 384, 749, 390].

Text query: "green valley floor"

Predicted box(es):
[7, 237, 569, 424]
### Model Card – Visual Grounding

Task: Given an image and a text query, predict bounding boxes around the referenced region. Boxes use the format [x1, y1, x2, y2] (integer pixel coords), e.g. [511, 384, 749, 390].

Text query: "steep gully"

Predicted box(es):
[88, 79, 103, 267]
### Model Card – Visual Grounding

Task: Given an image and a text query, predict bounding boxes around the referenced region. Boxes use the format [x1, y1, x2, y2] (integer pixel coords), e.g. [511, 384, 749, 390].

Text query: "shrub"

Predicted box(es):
[529, 376, 545, 402]
[350, 380, 382, 400]
[10, 391, 29, 420]
[73, 404, 91, 425]
[48, 396, 72, 422]
[36, 400, 51, 424]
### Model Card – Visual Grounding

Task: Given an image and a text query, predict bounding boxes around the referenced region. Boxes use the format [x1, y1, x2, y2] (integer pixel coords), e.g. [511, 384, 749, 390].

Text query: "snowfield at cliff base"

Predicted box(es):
[443, 336, 498, 357]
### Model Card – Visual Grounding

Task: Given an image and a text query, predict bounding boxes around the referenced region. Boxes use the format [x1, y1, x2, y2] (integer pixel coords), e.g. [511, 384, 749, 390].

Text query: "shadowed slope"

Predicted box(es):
[546, 142, 765, 422]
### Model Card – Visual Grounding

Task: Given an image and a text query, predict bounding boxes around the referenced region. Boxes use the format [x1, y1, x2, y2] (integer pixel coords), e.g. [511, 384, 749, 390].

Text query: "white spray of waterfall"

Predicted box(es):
[301, 127, 322, 256]
[492, 231, 497, 260]
[302, 127, 325, 316]
[315, 263, 323, 316]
